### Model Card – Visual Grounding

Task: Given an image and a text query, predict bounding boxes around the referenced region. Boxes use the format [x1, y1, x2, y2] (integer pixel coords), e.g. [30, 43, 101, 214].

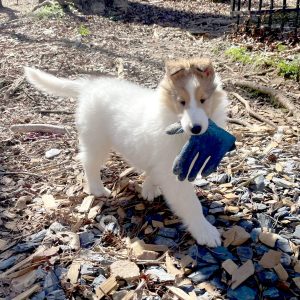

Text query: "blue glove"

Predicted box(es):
[166, 120, 236, 182]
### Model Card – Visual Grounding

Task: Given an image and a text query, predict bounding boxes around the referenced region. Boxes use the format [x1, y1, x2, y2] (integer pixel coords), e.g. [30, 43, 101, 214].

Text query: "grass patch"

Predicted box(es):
[225, 46, 253, 64]
[225, 46, 300, 80]
[35, 2, 65, 19]
[78, 24, 91, 37]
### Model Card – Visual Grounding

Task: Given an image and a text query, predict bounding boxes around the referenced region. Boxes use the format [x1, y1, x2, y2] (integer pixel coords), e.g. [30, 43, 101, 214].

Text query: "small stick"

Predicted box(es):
[10, 124, 67, 135]
[228, 117, 252, 128]
[4, 76, 25, 100]
[232, 80, 299, 118]
[244, 68, 275, 77]
[230, 92, 277, 129]
[0, 171, 43, 178]
[38, 110, 74, 115]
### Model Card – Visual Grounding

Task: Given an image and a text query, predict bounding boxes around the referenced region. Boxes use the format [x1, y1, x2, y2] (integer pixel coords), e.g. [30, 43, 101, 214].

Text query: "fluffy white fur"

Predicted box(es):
[25, 64, 228, 247]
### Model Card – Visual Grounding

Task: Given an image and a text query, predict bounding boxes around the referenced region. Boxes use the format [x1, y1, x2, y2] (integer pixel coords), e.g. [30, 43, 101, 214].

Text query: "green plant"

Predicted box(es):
[277, 59, 300, 80]
[276, 43, 287, 52]
[78, 24, 91, 36]
[225, 46, 253, 64]
[225, 45, 299, 81]
[35, 2, 65, 19]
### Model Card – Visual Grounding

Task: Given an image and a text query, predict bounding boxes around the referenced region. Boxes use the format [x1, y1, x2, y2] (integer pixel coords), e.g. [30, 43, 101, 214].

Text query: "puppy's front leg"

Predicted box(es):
[159, 176, 221, 247]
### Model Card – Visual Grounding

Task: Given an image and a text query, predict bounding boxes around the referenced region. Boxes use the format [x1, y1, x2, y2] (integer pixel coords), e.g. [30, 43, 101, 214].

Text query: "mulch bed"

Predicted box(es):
[0, 1, 300, 299]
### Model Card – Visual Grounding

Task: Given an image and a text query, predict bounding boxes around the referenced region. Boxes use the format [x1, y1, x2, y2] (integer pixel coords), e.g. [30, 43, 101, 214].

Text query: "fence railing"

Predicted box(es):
[231, 0, 300, 37]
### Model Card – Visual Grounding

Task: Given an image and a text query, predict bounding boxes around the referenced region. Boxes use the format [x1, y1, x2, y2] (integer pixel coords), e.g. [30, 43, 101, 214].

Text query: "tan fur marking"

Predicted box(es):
[160, 57, 219, 113]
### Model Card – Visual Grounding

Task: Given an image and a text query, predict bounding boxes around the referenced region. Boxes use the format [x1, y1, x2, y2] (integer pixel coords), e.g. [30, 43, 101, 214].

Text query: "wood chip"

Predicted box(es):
[164, 218, 181, 226]
[11, 269, 38, 292]
[294, 261, 300, 273]
[144, 225, 154, 235]
[117, 207, 126, 219]
[0, 239, 8, 251]
[223, 226, 250, 247]
[167, 286, 193, 300]
[0, 246, 46, 279]
[166, 252, 183, 277]
[95, 275, 118, 299]
[293, 277, 300, 289]
[77, 195, 95, 213]
[110, 260, 140, 282]
[259, 231, 280, 247]
[222, 259, 238, 275]
[41, 194, 59, 210]
[119, 167, 136, 178]
[274, 264, 288, 281]
[259, 250, 282, 268]
[262, 141, 278, 155]
[275, 162, 283, 172]
[180, 255, 196, 269]
[67, 261, 81, 284]
[131, 240, 159, 260]
[225, 206, 240, 213]
[152, 220, 164, 228]
[135, 203, 145, 211]
[231, 260, 255, 290]
[143, 244, 168, 252]
[224, 193, 238, 200]
[11, 283, 40, 300]
[88, 202, 104, 219]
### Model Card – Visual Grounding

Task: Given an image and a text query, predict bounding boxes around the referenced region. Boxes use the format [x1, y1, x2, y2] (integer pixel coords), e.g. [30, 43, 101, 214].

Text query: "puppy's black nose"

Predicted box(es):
[190, 124, 202, 134]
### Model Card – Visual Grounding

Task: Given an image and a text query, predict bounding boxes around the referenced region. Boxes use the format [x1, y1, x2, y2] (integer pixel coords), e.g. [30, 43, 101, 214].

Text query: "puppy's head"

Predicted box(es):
[160, 58, 224, 135]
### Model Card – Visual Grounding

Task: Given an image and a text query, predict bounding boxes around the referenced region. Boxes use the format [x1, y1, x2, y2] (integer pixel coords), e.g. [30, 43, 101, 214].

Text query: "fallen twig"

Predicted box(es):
[244, 68, 275, 78]
[232, 80, 299, 119]
[230, 92, 277, 129]
[10, 124, 67, 135]
[38, 110, 74, 115]
[4, 76, 25, 100]
[0, 171, 43, 178]
[228, 117, 252, 128]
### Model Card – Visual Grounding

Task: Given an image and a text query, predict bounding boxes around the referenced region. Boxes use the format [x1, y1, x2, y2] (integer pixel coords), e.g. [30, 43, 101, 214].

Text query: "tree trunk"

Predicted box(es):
[0, 0, 3, 8]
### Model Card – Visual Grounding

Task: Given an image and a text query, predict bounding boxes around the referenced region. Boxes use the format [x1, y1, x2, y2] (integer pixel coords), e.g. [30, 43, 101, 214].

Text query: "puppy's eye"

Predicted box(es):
[180, 101, 186, 106]
[200, 99, 206, 104]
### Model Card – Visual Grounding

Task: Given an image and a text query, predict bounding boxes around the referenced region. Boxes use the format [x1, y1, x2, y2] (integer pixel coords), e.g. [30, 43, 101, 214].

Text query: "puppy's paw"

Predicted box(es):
[193, 219, 221, 248]
[141, 179, 162, 202]
[88, 185, 111, 198]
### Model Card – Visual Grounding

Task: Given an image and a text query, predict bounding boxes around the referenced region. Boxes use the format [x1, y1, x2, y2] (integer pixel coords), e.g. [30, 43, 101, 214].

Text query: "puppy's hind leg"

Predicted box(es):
[79, 142, 111, 198]
[158, 175, 221, 247]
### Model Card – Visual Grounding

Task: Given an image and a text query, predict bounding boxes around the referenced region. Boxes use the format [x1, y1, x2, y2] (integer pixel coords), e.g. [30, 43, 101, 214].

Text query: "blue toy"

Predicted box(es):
[166, 120, 236, 181]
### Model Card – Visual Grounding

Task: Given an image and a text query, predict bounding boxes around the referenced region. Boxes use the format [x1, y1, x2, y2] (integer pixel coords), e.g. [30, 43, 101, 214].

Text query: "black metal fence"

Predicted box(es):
[231, 0, 299, 37]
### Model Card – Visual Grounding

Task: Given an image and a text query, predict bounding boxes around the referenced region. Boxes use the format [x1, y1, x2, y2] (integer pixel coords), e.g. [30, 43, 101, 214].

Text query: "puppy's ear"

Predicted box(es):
[165, 60, 185, 79]
[192, 58, 215, 79]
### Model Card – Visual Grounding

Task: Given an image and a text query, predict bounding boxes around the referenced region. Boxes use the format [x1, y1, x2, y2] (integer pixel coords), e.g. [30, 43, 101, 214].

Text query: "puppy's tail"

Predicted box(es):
[24, 67, 83, 98]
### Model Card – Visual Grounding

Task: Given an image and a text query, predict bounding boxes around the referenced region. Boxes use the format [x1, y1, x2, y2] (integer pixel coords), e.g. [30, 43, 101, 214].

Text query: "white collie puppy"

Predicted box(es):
[25, 58, 228, 247]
